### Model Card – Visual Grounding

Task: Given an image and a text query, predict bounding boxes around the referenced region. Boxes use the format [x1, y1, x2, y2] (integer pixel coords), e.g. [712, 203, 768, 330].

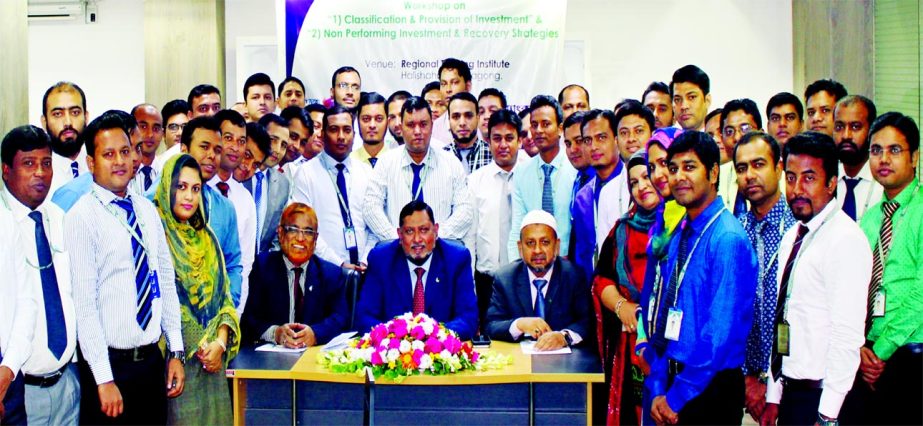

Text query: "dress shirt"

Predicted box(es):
[443, 139, 494, 174]
[766, 201, 871, 417]
[717, 161, 739, 212]
[351, 143, 390, 168]
[837, 162, 884, 222]
[282, 156, 310, 186]
[65, 184, 183, 385]
[506, 266, 584, 344]
[0, 204, 35, 378]
[646, 197, 758, 413]
[50, 173, 93, 213]
[49, 148, 88, 197]
[290, 152, 377, 265]
[260, 256, 309, 342]
[465, 158, 528, 274]
[201, 186, 245, 307]
[151, 143, 182, 175]
[128, 163, 159, 196]
[406, 256, 433, 294]
[4, 192, 77, 375]
[364, 145, 473, 242]
[572, 164, 630, 277]
[431, 113, 453, 149]
[508, 147, 578, 260]
[736, 196, 796, 376]
[208, 175, 256, 311]
[860, 180, 923, 360]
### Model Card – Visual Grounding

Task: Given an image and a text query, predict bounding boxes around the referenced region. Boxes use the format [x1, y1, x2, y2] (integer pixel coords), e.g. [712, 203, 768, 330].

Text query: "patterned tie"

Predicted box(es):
[369, 157, 378, 168]
[70, 161, 79, 178]
[652, 226, 691, 352]
[112, 198, 155, 329]
[498, 172, 513, 266]
[770, 223, 810, 379]
[410, 163, 424, 202]
[843, 178, 860, 221]
[335, 163, 359, 264]
[215, 181, 230, 198]
[541, 163, 554, 215]
[293, 267, 304, 322]
[412, 267, 426, 315]
[254, 170, 266, 242]
[141, 166, 153, 191]
[866, 201, 900, 333]
[29, 211, 67, 358]
[533, 278, 548, 319]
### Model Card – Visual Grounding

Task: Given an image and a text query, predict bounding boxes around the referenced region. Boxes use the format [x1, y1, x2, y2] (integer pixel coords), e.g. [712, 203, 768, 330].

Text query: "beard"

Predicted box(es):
[837, 140, 867, 166]
[389, 128, 404, 145]
[50, 131, 83, 158]
[451, 130, 476, 146]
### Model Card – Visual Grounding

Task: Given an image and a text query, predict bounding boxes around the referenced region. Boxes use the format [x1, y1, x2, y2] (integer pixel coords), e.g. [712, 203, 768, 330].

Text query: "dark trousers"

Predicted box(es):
[78, 346, 167, 425]
[474, 270, 494, 335]
[1, 373, 25, 425]
[841, 344, 922, 425]
[676, 368, 744, 425]
[778, 381, 822, 425]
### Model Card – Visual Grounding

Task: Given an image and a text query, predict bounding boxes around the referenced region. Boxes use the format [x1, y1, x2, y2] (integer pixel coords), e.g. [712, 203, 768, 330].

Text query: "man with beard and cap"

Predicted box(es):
[833, 95, 883, 222]
[42, 82, 89, 196]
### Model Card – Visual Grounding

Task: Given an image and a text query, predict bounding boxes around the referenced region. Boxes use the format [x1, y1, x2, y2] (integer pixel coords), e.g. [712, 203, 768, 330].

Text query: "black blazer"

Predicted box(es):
[485, 258, 592, 343]
[241, 251, 347, 345]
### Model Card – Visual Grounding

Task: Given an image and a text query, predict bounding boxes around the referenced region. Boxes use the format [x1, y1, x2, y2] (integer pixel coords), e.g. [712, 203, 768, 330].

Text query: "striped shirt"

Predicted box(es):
[65, 184, 183, 385]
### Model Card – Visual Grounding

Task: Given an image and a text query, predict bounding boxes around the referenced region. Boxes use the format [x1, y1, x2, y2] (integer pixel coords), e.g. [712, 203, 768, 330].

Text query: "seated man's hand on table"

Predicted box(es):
[516, 317, 551, 338]
[275, 323, 316, 348]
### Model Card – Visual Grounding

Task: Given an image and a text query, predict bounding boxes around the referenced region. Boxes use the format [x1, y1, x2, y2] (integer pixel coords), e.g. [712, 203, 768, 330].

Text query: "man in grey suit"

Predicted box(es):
[485, 210, 592, 351]
[242, 113, 292, 253]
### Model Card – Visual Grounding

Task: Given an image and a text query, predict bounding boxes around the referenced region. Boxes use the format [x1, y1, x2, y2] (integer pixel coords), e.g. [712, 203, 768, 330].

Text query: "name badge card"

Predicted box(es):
[665, 308, 683, 341]
[344, 227, 358, 250]
[776, 322, 790, 356]
[872, 291, 886, 318]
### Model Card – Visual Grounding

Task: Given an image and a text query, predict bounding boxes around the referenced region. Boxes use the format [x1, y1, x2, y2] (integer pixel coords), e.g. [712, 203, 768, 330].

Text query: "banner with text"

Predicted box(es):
[286, 0, 568, 110]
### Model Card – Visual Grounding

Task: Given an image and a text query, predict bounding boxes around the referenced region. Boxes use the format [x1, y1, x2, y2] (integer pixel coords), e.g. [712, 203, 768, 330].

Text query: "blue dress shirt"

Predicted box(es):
[51, 173, 93, 212]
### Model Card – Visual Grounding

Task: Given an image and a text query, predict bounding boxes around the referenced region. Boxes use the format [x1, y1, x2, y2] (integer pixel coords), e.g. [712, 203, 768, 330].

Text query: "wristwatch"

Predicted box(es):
[561, 330, 574, 346]
[817, 413, 838, 426]
[167, 351, 187, 365]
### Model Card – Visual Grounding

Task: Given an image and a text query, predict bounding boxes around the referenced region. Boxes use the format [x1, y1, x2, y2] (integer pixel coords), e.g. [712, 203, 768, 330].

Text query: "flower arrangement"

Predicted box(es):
[318, 312, 510, 382]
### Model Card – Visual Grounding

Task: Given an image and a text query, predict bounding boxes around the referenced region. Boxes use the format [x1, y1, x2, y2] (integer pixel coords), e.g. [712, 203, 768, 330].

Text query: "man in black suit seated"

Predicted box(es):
[241, 202, 348, 347]
[486, 210, 593, 351]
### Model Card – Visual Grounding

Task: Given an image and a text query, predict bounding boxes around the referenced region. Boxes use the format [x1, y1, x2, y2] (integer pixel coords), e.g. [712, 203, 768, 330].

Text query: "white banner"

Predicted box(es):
[289, 0, 568, 110]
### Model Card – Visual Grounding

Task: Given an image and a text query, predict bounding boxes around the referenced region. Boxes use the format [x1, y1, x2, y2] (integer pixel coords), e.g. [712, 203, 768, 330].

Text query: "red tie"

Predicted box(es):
[412, 267, 425, 315]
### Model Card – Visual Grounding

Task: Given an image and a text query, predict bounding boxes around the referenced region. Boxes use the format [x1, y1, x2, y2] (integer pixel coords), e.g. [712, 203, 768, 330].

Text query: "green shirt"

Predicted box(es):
[860, 178, 923, 360]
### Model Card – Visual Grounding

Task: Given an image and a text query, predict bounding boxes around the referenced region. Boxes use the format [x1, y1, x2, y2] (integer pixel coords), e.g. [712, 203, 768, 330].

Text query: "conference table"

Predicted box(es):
[227, 341, 604, 425]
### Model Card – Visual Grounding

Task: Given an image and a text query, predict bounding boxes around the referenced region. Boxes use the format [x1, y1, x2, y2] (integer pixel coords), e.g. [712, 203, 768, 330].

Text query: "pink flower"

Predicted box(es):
[410, 326, 426, 340]
[388, 337, 401, 350]
[391, 319, 408, 338]
[424, 337, 444, 354]
[471, 351, 480, 363]
[444, 335, 461, 354]
[371, 351, 384, 365]
[370, 325, 387, 345]
[412, 349, 424, 365]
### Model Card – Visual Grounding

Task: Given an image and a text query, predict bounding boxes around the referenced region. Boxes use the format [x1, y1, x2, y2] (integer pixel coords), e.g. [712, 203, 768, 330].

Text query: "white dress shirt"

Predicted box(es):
[406, 256, 434, 294]
[65, 184, 183, 385]
[465, 157, 528, 274]
[766, 201, 872, 417]
[0, 203, 35, 378]
[718, 161, 739, 211]
[836, 162, 883, 222]
[591, 171, 632, 250]
[508, 266, 583, 344]
[128, 161, 160, 196]
[151, 143, 182, 175]
[290, 152, 377, 265]
[364, 145, 473, 242]
[4, 191, 78, 376]
[208, 175, 256, 313]
[49, 148, 88, 198]
[282, 156, 310, 185]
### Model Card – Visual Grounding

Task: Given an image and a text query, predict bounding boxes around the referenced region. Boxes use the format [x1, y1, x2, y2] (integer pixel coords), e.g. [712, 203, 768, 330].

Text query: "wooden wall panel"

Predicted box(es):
[0, 0, 28, 136]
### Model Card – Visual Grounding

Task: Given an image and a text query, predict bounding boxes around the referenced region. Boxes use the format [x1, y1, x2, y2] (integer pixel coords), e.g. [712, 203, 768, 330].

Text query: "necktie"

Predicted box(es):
[215, 181, 230, 198]
[867, 201, 900, 333]
[112, 198, 155, 329]
[412, 267, 426, 315]
[770, 223, 810, 379]
[141, 166, 153, 191]
[293, 267, 304, 322]
[541, 163, 555, 215]
[335, 163, 359, 264]
[70, 161, 79, 178]
[254, 171, 265, 244]
[410, 163, 424, 202]
[29, 211, 67, 359]
[498, 172, 513, 266]
[369, 157, 378, 168]
[533, 278, 548, 319]
[652, 226, 691, 352]
[843, 178, 860, 221]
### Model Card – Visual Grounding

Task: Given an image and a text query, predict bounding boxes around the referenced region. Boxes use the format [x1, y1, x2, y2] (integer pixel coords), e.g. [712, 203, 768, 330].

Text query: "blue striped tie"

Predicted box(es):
[541, 164, 555, 215]
[112, 198, 155, 330]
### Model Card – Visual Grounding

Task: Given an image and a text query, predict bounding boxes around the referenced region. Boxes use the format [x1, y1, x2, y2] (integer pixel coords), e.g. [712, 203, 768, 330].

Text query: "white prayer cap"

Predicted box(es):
[520, 210, 558, 234]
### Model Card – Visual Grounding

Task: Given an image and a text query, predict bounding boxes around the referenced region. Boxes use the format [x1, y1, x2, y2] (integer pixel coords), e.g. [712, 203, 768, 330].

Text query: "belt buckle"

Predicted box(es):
[132, 347, 144, 362]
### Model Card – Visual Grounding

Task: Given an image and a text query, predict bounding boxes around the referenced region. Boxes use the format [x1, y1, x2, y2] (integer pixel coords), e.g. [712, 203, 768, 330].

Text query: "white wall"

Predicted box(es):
[225, 0, 278, 105]
[28, 0, 145, 126]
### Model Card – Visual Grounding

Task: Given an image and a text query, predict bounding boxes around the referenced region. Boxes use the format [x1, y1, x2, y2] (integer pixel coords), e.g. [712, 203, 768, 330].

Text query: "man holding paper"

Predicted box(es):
[241, 203, 348, 347]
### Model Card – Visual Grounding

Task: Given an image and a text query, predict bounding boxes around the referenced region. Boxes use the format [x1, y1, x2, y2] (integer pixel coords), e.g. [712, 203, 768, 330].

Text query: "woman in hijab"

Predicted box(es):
[593, 149, 662, 425]
[155, 154, 240, 425]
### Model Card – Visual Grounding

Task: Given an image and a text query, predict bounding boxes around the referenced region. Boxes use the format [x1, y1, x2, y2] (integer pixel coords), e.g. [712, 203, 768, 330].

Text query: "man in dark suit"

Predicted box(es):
[356, 200, 478, 340]
[486, 210, 592, 351]
[241, 202, 347, 347]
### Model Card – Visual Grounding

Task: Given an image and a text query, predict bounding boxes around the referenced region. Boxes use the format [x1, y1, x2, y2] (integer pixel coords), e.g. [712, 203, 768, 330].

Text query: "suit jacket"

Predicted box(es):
[356, 239, 478, 340]
[241, 251, 347, 345]
[485, 258, 592, 343]
[243, 167, 291, 253]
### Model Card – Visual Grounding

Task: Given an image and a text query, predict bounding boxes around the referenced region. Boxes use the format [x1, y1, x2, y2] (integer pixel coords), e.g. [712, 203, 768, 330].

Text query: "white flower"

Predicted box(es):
[380, 338, 390, 349]
[399, 339, 411, 354]
[437, 329, 447, 340]
[411, 340, 425, 351]
[440, 349, 451, 359]
[421, 321, 435, 335]
[418, 354, 433, 370]
[387, 349, 400, 362]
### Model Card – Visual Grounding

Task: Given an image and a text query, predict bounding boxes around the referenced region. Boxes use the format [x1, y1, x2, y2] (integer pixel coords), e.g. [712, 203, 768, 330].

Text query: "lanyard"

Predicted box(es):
[670, 206, 726, 307]
[325, 160, 355, 228]
[91, 188, 152, 256]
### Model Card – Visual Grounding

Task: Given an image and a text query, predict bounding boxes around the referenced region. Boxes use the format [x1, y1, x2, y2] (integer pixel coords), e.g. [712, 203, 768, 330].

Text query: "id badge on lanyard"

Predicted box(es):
[344, 227, 358, 250]
[665, 308, 683, 341]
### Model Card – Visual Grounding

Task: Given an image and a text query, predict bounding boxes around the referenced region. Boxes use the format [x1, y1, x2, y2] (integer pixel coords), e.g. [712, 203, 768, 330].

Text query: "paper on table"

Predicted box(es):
[254, 343, 307, 353]
[520, 340, 572, 355]
[321, 331, 359, 352]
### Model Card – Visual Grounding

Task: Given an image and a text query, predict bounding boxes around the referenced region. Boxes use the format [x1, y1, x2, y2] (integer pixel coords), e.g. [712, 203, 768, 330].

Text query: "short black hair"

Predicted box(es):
[398, 200, 435, 227]
[304, 103, 327, 116]
[83, 110, 133, 157]
[765, 92, 804, 121]
[557, 84, 589, 105]
[487, 109, 522, 137]
[836, 95, 878, 126]
[42, 81, 86, 117]
[243, 73, 276, 100]
[783, 131, 839, 185]
[581, 109, 618, 138]
[517, 107, 531, 120]
[529, 95, 563, 126]
[245, 122, 271, 157]
[358, 91, 386, 116]
[733, 131, 782, 166]
[400, 96, 432, 120]
[280, 106, 313, 136]
[278, 76, 305, 97]
[705, 108, 723, 126]
[804, 79, 847, 104]
[478, 88, 508, 109]
[162, 99, 190, 121]
[642, 81, 670, 102]
[386, 90, 412, 114]
[214, 109, 246, 129]
[614, 99, 655, 132]
[666, 130, 721, 187]
[670, 65, 710, 96]
[721, 98, 762, 129]
[180, 116, 221, 148]
[447, 92, 478, 115]
[421, 81, 440, 97]
[331, 66, 360, 88]
[322, 105, 354, 131]
[187, 84, 221, 106]
[1, 125, 51, 166]
[438, 58, 472, 83]
[257, 113, 288, 131]
[870, 111, 920, 154]
[562, 110, 586, 131]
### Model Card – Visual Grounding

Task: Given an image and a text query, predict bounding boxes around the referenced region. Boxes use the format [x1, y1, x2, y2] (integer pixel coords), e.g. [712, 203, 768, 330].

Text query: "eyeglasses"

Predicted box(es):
[336, 82, 361, 91]
[723, 123, 753, 138]
[167, 123, 186, 132]
[283, 226, 317, 239]
[870, 145, 908, 157]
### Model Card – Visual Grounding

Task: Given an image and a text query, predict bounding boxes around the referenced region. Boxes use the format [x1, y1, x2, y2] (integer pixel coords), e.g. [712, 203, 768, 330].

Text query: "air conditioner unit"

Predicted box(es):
[28, 0, 86, 21]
